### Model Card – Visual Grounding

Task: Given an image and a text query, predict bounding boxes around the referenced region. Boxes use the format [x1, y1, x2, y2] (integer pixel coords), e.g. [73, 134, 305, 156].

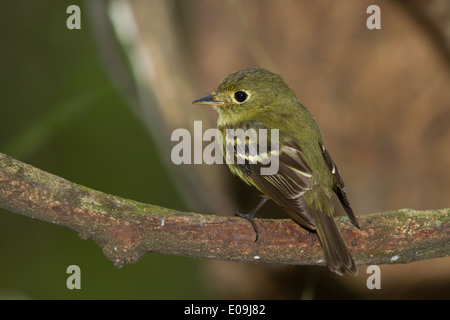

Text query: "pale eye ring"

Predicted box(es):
[234, 91, 248, 103]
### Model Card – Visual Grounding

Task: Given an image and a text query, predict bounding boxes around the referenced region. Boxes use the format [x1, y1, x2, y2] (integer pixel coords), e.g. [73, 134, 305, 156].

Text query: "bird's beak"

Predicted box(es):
[192, 95, 225, 106]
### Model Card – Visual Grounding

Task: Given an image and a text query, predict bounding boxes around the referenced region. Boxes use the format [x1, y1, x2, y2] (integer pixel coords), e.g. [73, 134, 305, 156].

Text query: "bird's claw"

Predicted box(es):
[235, 212, 259, 242]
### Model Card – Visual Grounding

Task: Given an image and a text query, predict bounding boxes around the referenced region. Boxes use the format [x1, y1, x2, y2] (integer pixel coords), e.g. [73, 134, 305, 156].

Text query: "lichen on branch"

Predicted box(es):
[0, 152, 448, 269]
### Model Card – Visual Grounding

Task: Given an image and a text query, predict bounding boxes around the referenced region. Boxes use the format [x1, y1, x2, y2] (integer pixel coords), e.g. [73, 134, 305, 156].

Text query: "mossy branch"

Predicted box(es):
[0, 152, 448, 269]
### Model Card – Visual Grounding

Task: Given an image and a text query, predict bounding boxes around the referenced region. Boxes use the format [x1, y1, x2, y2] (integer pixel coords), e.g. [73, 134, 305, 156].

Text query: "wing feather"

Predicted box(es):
[235, 137, 318, 230]
[319, 143, 359, 228]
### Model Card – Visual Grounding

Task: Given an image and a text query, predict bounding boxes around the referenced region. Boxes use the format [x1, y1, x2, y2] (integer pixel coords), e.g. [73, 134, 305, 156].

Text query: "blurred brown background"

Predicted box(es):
[0, 0, 449, 299]
[108, 0, 449, 298]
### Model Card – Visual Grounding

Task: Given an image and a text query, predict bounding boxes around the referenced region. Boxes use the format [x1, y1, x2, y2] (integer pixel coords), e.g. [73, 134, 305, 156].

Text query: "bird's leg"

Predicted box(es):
[235, 196, 269, 242]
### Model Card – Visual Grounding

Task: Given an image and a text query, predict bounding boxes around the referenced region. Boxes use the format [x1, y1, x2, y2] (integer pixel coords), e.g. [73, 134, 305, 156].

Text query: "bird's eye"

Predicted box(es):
[234, 91, 248, 103]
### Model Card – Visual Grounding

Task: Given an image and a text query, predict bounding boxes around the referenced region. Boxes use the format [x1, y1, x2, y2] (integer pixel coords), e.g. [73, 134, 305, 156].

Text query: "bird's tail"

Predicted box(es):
[315, 211, 358, 276]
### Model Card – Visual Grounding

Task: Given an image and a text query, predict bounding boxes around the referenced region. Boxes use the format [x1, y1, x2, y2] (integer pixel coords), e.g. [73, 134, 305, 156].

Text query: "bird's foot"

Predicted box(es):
[234, 211, 259, 242]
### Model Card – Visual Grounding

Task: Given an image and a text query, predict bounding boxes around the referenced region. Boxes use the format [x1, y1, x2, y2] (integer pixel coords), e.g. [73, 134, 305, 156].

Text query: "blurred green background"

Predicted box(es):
[0, 0, 449, 299]
[0, 0, 203, 299]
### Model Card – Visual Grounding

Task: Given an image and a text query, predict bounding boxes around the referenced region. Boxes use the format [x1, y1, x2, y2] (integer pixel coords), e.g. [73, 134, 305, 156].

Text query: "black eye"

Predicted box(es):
[234, 91, 248, 103]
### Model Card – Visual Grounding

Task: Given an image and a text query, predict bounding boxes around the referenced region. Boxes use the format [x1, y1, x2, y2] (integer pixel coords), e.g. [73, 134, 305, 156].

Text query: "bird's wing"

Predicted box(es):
[235, 137, 319, 230]
[319, 143, 359, 228]
[231, 128, 358, 275]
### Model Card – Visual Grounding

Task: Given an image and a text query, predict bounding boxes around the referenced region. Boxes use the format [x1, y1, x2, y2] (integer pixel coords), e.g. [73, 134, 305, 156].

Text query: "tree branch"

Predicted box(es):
[0, 152, 449, 269]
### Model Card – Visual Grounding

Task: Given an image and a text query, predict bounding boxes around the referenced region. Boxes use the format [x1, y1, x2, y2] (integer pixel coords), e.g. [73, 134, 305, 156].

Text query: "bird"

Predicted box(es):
[193, 67, 359, 276]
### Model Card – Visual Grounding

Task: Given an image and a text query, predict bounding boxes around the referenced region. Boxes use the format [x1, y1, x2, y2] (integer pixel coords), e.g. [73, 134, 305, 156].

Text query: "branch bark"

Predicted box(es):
[0, 152, 449, 269]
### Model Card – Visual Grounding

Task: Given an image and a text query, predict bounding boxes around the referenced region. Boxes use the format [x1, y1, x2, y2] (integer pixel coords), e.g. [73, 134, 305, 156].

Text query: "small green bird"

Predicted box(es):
[193, 67, 359, 276]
